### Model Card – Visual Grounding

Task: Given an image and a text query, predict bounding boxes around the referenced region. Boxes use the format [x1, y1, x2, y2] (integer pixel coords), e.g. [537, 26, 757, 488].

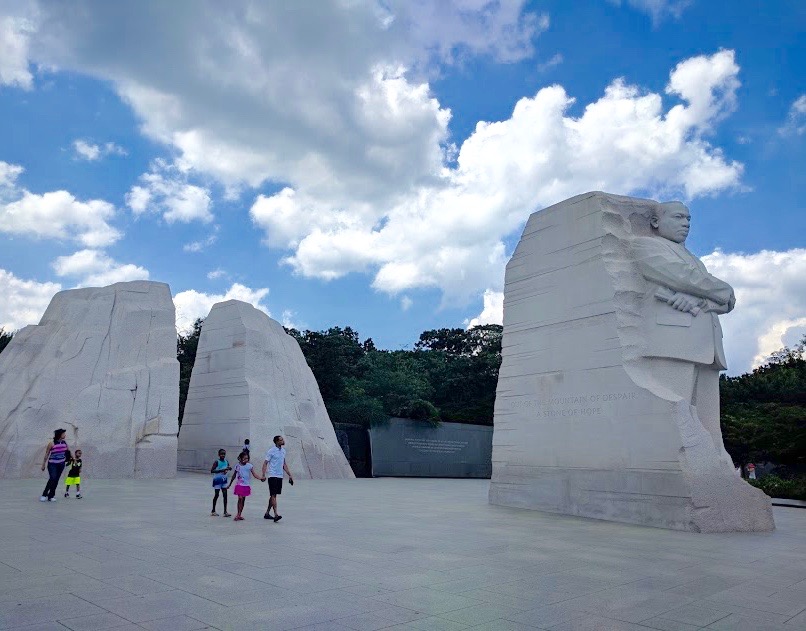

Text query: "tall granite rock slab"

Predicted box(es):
[489, 192, 773, 532]
[0, 281, 179, 479]
[177, 300, 354, 478]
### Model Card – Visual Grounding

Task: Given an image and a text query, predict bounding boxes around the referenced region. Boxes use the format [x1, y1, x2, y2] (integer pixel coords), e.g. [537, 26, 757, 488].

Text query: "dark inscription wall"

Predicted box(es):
[369, 418, 492, 478]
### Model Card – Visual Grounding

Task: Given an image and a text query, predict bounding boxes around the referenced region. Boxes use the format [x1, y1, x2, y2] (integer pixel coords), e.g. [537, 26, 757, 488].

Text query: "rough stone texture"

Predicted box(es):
[0, 281, 179, 479]
[177, 300, 354, 479]
[489, 192, 774, 532]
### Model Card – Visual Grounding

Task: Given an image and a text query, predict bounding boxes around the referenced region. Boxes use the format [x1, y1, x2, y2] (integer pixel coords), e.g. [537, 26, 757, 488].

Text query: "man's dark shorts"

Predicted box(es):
[268, 477, 283, 496]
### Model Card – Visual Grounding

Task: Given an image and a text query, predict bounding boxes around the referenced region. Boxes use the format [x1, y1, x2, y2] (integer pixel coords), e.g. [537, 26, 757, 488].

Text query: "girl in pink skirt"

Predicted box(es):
[228, 451, 265, 521]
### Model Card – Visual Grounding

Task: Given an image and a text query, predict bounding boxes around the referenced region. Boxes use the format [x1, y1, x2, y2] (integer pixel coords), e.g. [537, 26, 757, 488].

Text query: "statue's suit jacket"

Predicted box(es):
[632, 236, 733, 370]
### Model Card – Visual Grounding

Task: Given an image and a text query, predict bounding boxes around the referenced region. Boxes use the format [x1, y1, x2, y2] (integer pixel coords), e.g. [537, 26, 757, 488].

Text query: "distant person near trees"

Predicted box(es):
[40, 429, 69, 502]
[263, 435, 293, 522]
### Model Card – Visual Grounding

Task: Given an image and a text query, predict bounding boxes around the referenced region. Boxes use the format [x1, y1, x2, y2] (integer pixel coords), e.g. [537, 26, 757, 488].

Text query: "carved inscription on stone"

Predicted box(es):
[505, 391, 639, 417]
[405, 438, 469, 454]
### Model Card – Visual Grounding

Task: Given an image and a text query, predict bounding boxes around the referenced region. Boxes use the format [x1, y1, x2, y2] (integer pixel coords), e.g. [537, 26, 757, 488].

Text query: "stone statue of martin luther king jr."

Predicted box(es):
[632, 201, 735, 460]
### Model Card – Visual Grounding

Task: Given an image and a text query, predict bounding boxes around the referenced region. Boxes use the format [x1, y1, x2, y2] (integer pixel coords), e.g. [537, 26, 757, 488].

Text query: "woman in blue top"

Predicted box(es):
[210, 449, 232, 517]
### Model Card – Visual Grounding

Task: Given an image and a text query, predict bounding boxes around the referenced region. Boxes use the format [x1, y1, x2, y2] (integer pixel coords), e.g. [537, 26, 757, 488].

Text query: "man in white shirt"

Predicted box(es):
[263, 435, 293, 522]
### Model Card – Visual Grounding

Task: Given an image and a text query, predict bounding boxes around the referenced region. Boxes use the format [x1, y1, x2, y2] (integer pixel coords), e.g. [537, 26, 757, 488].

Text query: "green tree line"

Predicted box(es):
[0, 328, 12, 355]
[285, 324, 503, 427]
[720, 336, 806, 471]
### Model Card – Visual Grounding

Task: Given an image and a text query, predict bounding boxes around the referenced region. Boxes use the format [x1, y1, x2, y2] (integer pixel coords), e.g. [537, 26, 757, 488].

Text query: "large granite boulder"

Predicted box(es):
[489, 192, 773, 532]
[0, 281, 179, 478]
[178, 300, 354, 478]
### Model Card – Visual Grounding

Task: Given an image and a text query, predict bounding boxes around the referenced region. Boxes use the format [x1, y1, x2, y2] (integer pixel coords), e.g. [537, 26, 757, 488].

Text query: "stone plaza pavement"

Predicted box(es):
[1, 475, 805, 631]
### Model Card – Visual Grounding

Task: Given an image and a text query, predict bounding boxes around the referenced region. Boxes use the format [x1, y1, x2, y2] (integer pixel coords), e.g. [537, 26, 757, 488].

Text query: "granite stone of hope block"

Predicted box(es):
[489, 192, 773, 532]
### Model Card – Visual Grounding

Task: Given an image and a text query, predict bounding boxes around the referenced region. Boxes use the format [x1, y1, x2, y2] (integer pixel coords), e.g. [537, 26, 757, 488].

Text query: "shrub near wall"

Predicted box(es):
[748, 475, 806, 501]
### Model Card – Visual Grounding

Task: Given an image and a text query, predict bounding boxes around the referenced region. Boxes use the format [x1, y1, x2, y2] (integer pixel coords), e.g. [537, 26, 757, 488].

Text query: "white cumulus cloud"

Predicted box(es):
[10, 7, 748, 312]
[702, 248, 806, 374]
[73, 139, 127, 161]
[183, 231, 218, 253]
[52, 249, 149, 287]
[173, 283, 270, 333]
[280, 309, 304, 331]
[0, 160, 24, 188]
[465, 289, 504, 328]
[126, 160, 213, 224]
[18, 1, 537, 197]
[608, 0, 692, 23]
[0, 161, 121, 247]
[0, 9, 36, 89]
[778, 94, 806, 137]
[277, 50, 743, 303]
[0, 268, 61, 331]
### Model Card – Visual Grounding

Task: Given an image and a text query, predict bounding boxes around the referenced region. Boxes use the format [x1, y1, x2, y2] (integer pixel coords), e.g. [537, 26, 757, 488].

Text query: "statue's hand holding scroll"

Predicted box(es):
[655, 287, 704, 315]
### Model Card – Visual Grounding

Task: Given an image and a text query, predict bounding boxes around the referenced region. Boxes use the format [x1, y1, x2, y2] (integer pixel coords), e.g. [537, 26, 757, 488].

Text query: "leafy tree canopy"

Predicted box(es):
[0, 328, 13, 355]
[290, 324, 502, 427]
[721, 336, 806, 468]
[177, 318, 204, 426]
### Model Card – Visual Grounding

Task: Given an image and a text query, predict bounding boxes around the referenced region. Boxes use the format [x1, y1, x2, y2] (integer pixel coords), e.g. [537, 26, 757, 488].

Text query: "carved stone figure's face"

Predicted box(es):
[652, 203, 690, 243]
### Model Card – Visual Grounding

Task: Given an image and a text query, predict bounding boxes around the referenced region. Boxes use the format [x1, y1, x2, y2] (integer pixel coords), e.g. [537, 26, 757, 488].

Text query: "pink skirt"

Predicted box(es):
[233, 484, 251, 497]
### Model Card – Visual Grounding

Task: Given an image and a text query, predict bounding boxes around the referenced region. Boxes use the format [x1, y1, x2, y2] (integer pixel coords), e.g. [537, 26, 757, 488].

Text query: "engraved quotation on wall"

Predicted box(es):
[404, 438, 470, 454]
[504, 391, 640, 418]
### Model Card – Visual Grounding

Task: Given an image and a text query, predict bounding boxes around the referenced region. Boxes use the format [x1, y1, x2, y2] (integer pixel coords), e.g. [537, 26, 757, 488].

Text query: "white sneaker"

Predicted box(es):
[39, 496, 47, 502]
[47, 497, 57, 502]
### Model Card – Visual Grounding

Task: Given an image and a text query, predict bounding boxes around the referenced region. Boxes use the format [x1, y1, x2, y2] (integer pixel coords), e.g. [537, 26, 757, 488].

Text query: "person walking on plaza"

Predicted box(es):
[263, 435, 293, 522]
[64, 449, 83, 499]
[228, 451, 265, 521]
[210, 448, 232, 517]
[40, 428, 69, 502]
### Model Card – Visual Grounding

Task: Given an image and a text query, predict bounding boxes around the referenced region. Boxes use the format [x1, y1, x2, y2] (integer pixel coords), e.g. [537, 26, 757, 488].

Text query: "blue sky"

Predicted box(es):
[0, 0, 804, 374]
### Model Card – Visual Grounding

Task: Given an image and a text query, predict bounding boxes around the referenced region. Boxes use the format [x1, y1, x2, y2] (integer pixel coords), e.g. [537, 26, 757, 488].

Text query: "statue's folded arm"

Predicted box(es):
[633, 238, 733, 305]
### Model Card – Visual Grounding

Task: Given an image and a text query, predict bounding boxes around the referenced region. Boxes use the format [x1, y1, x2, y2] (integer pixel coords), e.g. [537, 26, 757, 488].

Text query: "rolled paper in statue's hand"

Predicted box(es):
[655, 286, 701, 316]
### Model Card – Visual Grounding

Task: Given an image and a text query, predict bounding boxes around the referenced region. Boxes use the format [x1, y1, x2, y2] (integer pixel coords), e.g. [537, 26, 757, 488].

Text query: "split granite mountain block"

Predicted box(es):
[178, 299, 354, 478]
[489, 191, 774, 532]
[0, 281, 179, 478]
